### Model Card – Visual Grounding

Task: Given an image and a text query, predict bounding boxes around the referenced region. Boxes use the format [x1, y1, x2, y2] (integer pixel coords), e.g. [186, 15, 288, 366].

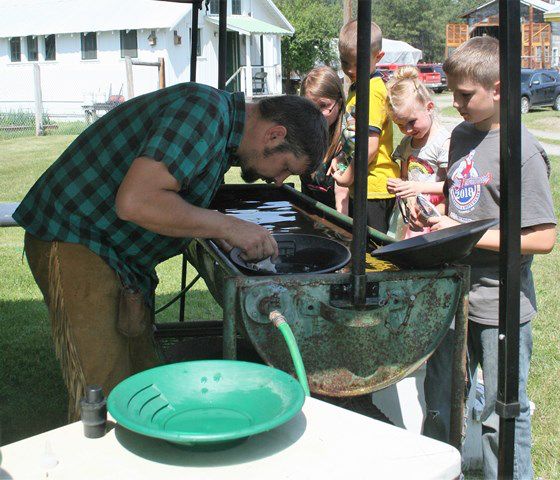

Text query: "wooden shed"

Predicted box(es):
[446, 0, 559, 69]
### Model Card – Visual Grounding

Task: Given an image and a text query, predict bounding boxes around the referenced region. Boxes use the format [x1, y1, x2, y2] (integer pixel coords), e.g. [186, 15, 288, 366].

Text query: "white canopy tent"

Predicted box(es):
[381, 38, 423, 65]
[329, 37, 422, 70]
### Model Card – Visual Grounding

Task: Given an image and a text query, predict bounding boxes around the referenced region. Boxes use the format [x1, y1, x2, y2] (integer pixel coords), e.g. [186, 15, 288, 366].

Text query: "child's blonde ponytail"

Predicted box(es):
[386, 66, 435, 119]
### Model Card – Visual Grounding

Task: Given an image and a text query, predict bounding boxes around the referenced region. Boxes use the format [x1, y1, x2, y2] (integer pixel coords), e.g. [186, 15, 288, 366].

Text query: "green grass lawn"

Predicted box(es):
[0, 121, 87, 142]
[440, 106, 461, 118]
[1, 135, 558, 478]
[441, 105, 560, 135]
[519, 109, 560, 133]
[537, 137, 560, 147]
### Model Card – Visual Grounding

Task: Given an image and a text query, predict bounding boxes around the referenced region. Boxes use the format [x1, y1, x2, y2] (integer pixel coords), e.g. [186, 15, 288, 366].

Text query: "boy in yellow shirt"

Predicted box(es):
[331, 20, 399, 234]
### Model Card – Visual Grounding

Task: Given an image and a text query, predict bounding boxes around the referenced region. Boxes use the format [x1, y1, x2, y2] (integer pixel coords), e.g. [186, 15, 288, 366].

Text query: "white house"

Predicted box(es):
[544, 3, 560, 67]
[0, 0, 294, 120]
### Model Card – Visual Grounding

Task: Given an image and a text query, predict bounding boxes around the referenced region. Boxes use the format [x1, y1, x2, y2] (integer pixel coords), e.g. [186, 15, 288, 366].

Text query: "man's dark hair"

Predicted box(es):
[257, 95, 328, 175]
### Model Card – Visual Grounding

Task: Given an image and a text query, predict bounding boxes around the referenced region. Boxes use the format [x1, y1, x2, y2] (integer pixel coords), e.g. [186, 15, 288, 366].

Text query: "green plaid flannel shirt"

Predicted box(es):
[14, 83, 245, 305]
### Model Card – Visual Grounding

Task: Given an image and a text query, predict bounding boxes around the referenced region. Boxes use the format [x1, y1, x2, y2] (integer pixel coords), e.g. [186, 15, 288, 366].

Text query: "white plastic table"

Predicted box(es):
[0, 397, 460, 480]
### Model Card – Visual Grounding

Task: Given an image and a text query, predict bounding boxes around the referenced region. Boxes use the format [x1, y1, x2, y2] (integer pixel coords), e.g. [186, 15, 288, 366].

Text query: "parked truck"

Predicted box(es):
[377, 63, 445, 93]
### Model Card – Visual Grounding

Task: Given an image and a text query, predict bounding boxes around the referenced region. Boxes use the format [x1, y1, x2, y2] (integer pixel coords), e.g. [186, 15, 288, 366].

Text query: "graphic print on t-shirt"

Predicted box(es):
[449, 149, 492, 213]
[407, 155, 435, 182]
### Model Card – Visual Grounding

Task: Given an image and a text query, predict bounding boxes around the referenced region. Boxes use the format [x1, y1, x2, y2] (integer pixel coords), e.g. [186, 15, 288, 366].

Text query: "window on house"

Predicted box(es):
[27, 36, 38, 61]
[189, 28, 202, 56]
[10, 37, 21, 62]
[120, 29, 138, 58]
[209, 0, 219, 14]
[232, 0, 241, 15]
[81, 32, 97, 60]
[45, 35, 56, 61]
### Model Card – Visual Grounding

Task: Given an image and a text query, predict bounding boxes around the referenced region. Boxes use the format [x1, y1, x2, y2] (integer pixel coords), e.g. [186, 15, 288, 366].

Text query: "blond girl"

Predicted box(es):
[386, 66, 450, 238]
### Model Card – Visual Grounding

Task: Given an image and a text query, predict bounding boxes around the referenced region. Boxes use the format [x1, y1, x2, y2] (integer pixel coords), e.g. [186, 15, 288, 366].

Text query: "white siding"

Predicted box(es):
[250, 0, 291, 31]
[0, 30, 178, 118]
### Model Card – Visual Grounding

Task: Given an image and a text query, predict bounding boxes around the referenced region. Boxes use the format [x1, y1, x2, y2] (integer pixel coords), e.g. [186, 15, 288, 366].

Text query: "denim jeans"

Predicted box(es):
[423, 321, 534, 480]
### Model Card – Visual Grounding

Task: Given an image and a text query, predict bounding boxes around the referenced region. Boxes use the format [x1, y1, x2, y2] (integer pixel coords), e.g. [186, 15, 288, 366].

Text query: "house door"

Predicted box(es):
[226, 32, 240, 92]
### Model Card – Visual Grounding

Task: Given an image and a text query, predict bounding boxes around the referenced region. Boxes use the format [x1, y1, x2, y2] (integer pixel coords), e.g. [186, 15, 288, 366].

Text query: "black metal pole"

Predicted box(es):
[180, 0, 203, 321]
[222, 278, 237, 359]
[218, 0, 228, 89]
[351, 0, 371, 307]
[179, 253, 188, 321]
[190, 0, 201, 82]
[497, 1, 522, 478]
[449, 267, 470, 450]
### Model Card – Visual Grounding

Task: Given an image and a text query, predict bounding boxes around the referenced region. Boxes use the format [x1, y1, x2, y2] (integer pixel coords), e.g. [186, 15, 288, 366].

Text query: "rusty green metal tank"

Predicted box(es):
[185, 184, 469, 397]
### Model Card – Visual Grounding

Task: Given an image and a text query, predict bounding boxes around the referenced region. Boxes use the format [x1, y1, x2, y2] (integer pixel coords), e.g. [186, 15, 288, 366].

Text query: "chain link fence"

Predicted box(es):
[0, 64, 86, 140]
[0, 61, 162, 141]
[0, 110, 89, 140]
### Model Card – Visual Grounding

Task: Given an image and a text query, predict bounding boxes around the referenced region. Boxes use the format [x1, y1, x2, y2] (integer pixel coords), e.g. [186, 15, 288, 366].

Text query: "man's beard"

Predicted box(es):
[239, 147, 276, 184]
[240, 165, 261, 183]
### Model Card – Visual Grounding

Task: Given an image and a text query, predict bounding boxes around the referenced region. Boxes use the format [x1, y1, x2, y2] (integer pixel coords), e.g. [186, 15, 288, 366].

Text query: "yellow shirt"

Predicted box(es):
[346, 73, 399, 199]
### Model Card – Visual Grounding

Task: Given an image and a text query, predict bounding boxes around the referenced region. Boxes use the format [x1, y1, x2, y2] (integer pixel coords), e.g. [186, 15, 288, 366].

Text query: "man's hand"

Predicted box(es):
[223, 217, 278, 261]
[213, 238, 233, 253]
[426, 215, 459, 231]
[387, 178, 421, 198]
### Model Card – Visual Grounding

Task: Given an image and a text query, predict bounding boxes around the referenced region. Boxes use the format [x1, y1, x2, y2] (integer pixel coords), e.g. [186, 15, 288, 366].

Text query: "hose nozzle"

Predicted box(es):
[269, 310, 286, 328]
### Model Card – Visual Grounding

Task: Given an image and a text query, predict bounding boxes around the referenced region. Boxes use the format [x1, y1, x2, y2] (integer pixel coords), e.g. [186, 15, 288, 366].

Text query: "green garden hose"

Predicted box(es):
[269, 310, 310, 397]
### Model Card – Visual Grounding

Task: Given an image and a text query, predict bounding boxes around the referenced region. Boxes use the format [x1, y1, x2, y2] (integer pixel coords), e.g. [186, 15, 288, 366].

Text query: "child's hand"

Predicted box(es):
[332, 165, 354, 187]
[426, 215, 459, 231]
[407, 203, 427, 230]
[387, 178, 421, 198]
[386, 178, 402, 194]
[327, 156, 341, 176]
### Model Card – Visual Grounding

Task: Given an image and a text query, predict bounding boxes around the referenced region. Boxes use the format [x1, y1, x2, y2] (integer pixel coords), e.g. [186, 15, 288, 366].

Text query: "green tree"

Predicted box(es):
[372, 0, 480, 62]
[276, 0, 343, 79]
[276, 0, 481, 84]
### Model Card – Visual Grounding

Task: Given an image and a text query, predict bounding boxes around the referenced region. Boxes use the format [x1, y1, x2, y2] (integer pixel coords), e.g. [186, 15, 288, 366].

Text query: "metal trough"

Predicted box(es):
[184, 183, 469, 397]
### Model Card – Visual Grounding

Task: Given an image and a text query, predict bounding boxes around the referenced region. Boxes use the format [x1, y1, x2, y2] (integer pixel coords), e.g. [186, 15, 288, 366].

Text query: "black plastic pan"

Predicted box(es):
[371, 218, 499, 268]
[230, 233, 351, 275]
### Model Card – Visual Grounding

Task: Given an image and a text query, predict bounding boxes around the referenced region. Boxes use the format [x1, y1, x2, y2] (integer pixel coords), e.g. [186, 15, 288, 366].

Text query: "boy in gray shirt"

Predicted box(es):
[418, 37, 556, 479]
